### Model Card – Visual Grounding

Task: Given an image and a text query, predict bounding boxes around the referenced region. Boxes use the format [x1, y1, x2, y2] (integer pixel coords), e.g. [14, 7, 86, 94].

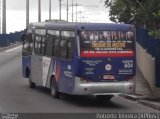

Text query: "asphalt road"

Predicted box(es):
[0, 45, 158, 116]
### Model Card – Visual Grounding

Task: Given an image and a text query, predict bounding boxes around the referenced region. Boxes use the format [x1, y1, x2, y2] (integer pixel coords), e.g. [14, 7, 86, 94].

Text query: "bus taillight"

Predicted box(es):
[125, 76, 134, 81]
[80, 77, 92, 83]
[103, 74, 115, 80]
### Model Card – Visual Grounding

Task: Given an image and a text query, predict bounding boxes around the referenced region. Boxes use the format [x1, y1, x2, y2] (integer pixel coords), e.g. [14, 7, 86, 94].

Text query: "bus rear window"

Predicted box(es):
[80, 31, 134, 57]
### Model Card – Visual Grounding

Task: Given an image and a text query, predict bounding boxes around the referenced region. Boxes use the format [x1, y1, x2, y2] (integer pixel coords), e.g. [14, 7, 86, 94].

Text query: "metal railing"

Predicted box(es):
[136, 27, 160, 87]
[0, 31, 23, 47]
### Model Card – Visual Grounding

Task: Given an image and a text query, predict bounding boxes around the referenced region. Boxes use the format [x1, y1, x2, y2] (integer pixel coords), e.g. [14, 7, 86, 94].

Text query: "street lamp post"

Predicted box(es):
[0, 0, 1, 34]
[49, 0, 51, 20]
[59, 0, 62, 20]
[38, 0, 41, 22]
[66, 0, 68, 21]
[75, 3, 78, 22]
[72, 0, 73, 22]
[26, 0, 29, 27]
[2, 0, 6, 34]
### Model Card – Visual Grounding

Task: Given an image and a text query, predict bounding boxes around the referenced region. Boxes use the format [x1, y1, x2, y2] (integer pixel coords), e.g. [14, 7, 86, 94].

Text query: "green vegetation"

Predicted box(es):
[104, 0, 160, 38]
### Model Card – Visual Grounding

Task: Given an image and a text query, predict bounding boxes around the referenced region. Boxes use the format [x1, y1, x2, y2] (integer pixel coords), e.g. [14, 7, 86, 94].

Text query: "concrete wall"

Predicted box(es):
[136, 42, 160, 98]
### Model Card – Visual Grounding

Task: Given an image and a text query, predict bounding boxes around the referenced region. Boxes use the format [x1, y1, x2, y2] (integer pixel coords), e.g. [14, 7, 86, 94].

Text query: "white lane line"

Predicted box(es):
[5, 46, 22, 53]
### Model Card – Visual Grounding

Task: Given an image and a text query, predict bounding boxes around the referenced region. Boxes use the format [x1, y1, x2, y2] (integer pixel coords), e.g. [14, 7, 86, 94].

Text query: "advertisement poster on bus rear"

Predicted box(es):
[80, 30, 134, 57]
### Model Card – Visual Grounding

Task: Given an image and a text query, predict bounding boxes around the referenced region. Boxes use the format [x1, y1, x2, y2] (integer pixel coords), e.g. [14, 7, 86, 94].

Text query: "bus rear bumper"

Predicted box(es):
[72, 77, 135, 95]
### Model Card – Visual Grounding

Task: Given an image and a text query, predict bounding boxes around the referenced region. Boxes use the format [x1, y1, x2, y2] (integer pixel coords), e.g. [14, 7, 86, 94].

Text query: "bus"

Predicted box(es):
[22, 21, 136, 101]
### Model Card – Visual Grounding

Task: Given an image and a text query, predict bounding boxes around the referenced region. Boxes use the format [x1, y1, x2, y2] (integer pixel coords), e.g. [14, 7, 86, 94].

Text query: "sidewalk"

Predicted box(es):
[0, 42, 22, 51]
[120, 67, 160, 111]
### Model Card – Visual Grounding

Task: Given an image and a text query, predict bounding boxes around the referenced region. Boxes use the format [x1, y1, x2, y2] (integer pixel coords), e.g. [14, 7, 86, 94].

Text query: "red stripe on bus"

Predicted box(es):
[80, 51, 134, 57]
[55, 64, 60, 81]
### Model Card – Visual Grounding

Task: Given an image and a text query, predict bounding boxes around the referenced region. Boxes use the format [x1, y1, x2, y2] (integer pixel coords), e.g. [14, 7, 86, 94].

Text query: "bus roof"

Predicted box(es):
[30, 22, 134, 31]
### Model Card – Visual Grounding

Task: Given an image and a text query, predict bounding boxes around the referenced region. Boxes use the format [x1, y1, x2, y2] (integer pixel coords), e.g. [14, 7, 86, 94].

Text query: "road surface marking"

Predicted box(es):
[5, 46, 22, 53]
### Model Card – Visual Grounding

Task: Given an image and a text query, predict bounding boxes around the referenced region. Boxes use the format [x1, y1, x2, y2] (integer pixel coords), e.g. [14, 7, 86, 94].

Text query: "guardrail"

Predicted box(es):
[136, 27, 160, 88]
[136, 27, 160, 58]
[0, 31, 24, 47]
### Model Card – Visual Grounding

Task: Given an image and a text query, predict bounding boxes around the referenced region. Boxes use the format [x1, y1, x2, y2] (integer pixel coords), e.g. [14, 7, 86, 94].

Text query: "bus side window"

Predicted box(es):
[34, 29, 46, 55]
[34, 36, 41, 55]
[67, 38, 74, 59]
[45, 37, 54, 57]
[23, 38, 29, 51]
[60, 31, 75, 60]
[47, 30, 60, 57]
[59, 38, 67, 59]
[23, 33, 33, 53]
[34, 36, 46, 56]
[41, 37, 46, 55]
[54, 38, 60, 57]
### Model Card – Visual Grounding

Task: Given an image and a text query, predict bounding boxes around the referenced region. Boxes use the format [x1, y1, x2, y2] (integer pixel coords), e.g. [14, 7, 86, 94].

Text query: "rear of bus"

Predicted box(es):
[73, 23, 136, 96]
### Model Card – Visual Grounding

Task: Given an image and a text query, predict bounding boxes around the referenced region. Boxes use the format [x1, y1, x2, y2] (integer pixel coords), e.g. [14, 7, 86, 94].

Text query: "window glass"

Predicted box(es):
[41, 37, 46, 55]
[60, 31, 74, 59]
[46, 30, 60, 57]
[54, 38, 60, 57]
[34, 37, 41, 54]
[47, 30, 59, 36]
[45, 38, 53, 57]
[27, 27, 32, 33]
[61, 31, 75, 37]
[23, 40, 29, 51]
[23, 33, 33, 53]
[67, 39, 74, 59]
[59, 39, 67, 58]
[45, 30, 74, 59]
[29, 34, 33, 52]
[35, 29, 46, 36]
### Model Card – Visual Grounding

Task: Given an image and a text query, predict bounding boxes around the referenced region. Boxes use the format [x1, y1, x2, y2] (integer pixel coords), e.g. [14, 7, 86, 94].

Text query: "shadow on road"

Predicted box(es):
[33, 86, 127, 109]
[60, 94, 126, 109]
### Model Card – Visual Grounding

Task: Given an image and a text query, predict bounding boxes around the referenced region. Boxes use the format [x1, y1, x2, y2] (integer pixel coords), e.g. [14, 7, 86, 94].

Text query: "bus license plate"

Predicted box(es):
[103, 75, 115, 80]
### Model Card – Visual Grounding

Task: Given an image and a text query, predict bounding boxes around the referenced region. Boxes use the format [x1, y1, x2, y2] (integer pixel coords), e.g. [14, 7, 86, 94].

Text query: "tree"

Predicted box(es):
[104, 0, 160, 31]
[105, 0, 135, 24]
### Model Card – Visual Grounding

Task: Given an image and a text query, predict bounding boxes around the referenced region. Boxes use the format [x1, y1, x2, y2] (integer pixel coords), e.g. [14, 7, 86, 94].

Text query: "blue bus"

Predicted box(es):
[22, 21, 136, 101]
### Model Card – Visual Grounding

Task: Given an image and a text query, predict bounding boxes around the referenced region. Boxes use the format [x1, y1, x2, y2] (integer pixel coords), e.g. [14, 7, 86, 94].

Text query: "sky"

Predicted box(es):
[4, 0, 111, 33]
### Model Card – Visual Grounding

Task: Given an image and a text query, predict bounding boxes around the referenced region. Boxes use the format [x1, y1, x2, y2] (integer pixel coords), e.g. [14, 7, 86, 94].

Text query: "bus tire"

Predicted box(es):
[96, 95, 113, 102]
[50, 77, 59, 99]
[29, 75, 36, 88]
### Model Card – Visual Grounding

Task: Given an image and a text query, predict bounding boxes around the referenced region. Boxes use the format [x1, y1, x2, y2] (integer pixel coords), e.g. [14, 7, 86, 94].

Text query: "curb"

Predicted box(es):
[0, 42, 22, 52]
[138, 100, 160, 111]
[120, 94, 160, 111]
[119, 94, 148, 101]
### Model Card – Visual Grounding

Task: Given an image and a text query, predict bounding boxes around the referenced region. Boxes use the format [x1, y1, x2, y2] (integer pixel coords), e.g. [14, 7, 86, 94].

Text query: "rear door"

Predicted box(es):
[58, 31, 75, 93]
[31, 29, 46, 85]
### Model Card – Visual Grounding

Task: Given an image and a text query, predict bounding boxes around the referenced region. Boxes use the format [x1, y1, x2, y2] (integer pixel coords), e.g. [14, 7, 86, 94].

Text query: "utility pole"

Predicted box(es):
[59, 0, 62, 20]
[0, 0, 1, 34]
[75, 3, 78, 22]
[66, 0, 68, 21]
[38, 0, 41, 22]
[77, 5, 98, 23]
[72, 0, 73, 22]
[63, 2, 98, 23]
[49, 0, 51, 20]
[2, 0, 6, 34]
[63, 0, 73, 22]
[26, 0, 29, 27]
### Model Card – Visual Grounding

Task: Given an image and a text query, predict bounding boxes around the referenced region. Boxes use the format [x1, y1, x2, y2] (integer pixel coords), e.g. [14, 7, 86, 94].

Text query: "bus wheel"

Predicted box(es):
[96, 95, 113, 102]
[29, 75, 36, 88]
[50, 77, 59, 99]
